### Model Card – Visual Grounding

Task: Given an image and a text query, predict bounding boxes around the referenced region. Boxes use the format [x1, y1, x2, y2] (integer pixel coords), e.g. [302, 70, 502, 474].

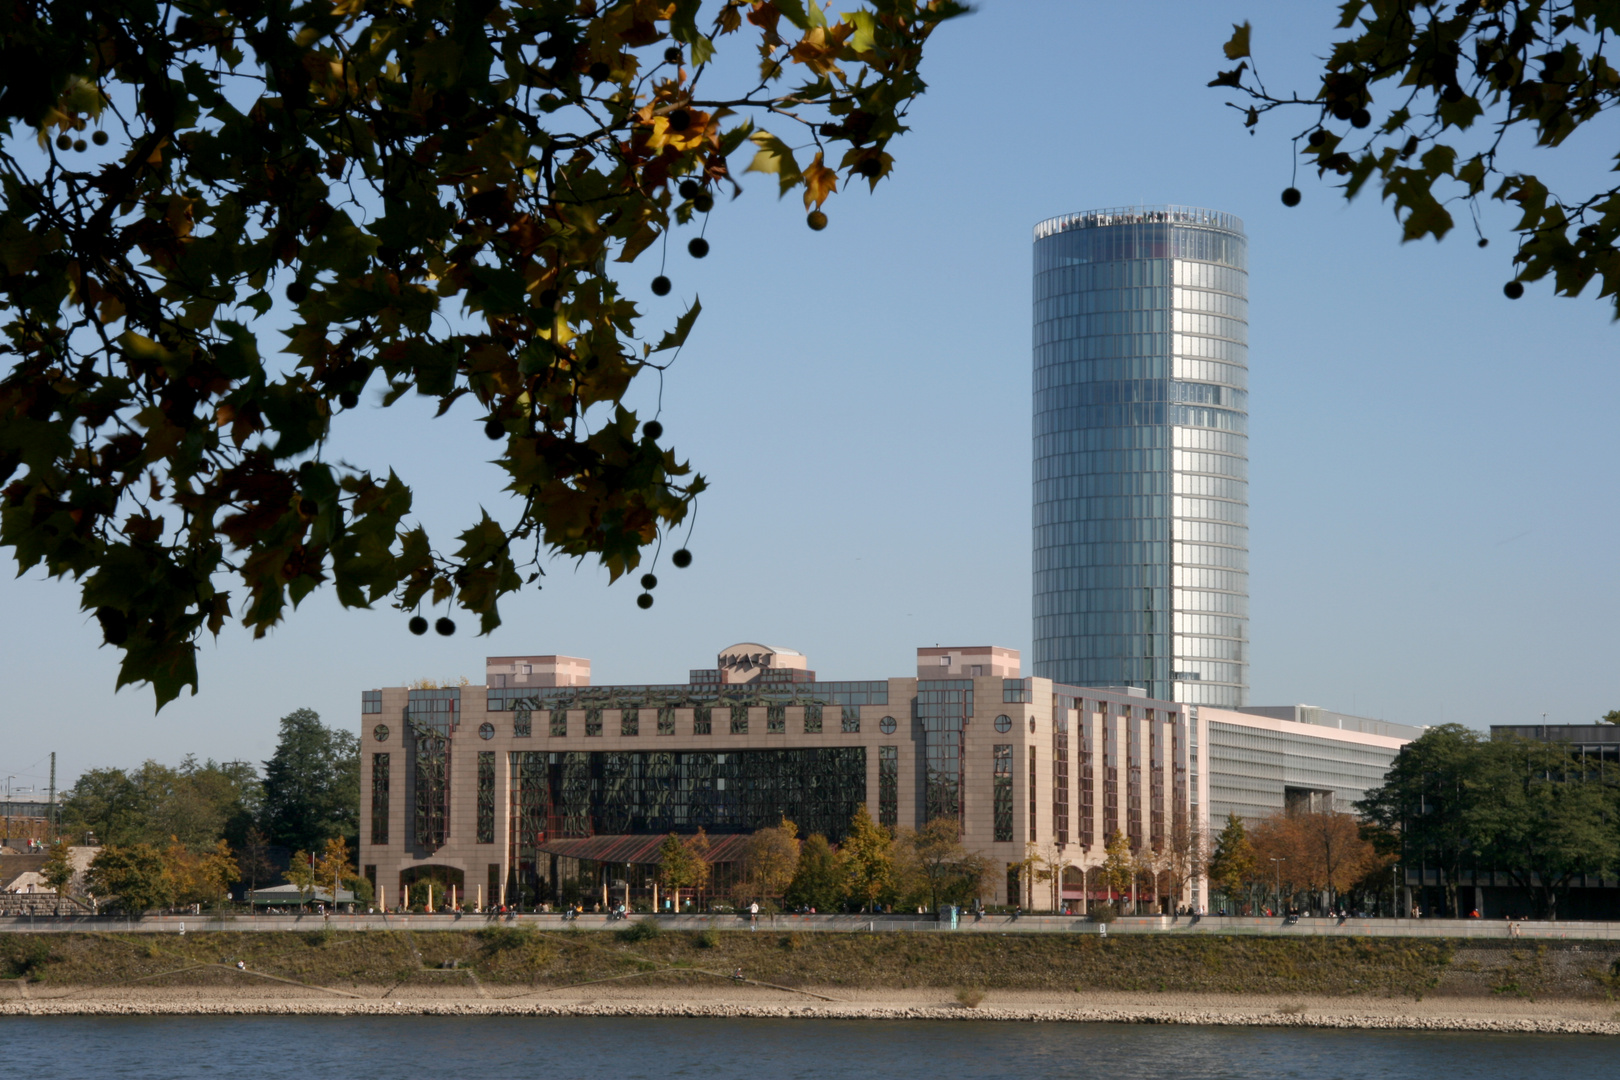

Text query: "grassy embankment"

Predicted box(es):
[4, 928, 1619, 1000]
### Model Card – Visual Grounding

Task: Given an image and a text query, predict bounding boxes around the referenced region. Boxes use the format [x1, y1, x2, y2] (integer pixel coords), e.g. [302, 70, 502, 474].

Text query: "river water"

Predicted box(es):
[1, 1015, 1611, 1077]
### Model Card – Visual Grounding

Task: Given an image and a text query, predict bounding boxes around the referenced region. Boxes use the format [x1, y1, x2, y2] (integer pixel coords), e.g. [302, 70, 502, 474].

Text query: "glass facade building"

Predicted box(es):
[1032, 206, 1249, 707]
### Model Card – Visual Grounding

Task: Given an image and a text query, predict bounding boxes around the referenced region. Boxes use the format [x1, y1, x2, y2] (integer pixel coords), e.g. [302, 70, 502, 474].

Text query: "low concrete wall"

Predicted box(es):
[3, 911, 1618, 940]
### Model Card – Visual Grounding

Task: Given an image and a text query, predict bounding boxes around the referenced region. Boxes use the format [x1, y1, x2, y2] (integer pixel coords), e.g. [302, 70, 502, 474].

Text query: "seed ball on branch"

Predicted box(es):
[664, 47, 681, 64]
[435, 617, 456, 636]
[92, 130, 108, 146]
[693, 193, 713, 213]
[1350, 108, 1371, 128]
[688, 237, 709, 258]
[1307, 129, 1328, 147]
[1503, 281, 1524, 299]
[1477, 238, 1489, 248]
[672, 548, 692, 568]
[1281, 188, 1301, 207]
[807, 210, 828, 231]
[409, 615, 429, 636]
[588, 61, 610, 81]
[641, 573, 658, 590]
[679, 179, 701, 199]
[55, 133, 71, 150]
[643, 420, 663, 440]
[299, 497, 318, 517]
[484, 418, 504, 440]
[668, 109, 691, 132]
[651, 275, 671, 296]
[636, 592, 654, 609]
[73, 139, 87, 152]
[339, 390, 359, 409]
[286, 281, 309, 302]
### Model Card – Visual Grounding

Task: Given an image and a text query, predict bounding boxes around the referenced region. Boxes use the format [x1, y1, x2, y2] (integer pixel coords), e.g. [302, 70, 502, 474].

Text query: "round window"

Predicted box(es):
[1029, 718, 1036, 734]
[879, 715, 896, 735]
[478, 722, 496, 740]
[373, 724, 389, 742]
[994, 714, 1012, 733]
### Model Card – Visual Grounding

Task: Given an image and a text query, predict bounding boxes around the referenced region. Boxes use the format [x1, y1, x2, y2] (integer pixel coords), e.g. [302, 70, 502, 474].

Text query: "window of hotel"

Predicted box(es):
[879, 746, 898, 829]
[516, 747, 868, 841]
[767, 704, 786, 734]
[842, 705, 860, 734]
[658, 705, 676, 736]
[694, 705, 712, 735]
[513, 709, 532, 738]
[994, 714, 1011, 733]
[879, 716, 896, 735]
[585, 707, 602, 737]
[373, 724, 389, 742]
[919, 682, 971, 827]
[478, 722, 495, 740]
[476, 751, 496, 843]
[730, 704, 749, 735]
[550, 709, 567, 737]
[804, 703, 824, 734]
[508, 751, 548, 894]
[1053, 714, 1070, 847]
[993, 745, 1013, 842]
[621, 709, 639, 737]
[362, 690, 383, 714]
[370, 753, 389, 846]
[1028, 746, 1038, 839]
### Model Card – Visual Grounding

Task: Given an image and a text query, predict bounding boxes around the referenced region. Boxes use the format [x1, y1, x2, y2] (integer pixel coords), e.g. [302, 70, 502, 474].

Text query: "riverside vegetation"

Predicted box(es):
[6, 930, 1620, 1002]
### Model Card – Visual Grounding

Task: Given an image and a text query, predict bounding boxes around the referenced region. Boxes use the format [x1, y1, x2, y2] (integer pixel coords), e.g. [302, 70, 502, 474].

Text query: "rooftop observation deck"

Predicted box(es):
[1034, 204, 1245, 241]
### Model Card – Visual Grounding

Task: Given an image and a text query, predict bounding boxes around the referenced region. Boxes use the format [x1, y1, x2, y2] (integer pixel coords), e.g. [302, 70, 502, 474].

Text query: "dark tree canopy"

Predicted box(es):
[0, 0, 965, 706]
[1213, 1, 1620, 313]
[1356, 724, 1620, 919]
[259, 706, 358, 851]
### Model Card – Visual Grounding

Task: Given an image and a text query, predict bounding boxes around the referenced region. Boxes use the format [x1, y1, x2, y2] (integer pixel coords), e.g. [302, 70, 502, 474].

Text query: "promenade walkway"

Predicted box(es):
[3, 911, 1616, 940]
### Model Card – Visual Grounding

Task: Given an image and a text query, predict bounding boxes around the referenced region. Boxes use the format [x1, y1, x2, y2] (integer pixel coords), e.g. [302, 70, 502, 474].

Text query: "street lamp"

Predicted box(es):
[4, 775, 14, 800]
[1269, 857, 1287, 915]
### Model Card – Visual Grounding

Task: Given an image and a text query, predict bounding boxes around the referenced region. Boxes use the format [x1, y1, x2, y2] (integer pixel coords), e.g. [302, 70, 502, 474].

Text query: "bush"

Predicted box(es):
[0, 937, 52, 980]
[618, 919, 662, 944]
[693, 927, 721, 949]
[477, 925, 534, 951]
[1090, 903, 1118, 924]
[955, 987, 985, 1009]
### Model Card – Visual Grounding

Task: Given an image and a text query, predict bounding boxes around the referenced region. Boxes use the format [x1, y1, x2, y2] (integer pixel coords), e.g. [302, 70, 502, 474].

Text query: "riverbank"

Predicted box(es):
[4, 983, 1619, 1034]
[5, 929, 1620, 1032]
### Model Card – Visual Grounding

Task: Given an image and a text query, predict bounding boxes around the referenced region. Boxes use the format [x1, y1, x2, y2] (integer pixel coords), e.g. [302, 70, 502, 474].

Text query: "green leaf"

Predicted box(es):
[1223, 21, 1251, 61]
[745, 131, 803, 197]
[652, 297, 701, 353]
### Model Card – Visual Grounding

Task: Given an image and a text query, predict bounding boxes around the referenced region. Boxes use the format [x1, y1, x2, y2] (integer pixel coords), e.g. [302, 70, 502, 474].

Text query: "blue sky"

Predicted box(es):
[4, 1, 1617, 794]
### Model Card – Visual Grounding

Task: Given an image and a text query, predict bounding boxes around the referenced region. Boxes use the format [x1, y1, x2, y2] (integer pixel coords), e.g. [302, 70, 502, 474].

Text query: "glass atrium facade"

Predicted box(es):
[1032, 206, 1249, 707]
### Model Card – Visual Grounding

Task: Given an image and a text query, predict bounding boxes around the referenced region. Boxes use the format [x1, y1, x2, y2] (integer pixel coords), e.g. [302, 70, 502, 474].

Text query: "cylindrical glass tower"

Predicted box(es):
[1032, 206, 1248, 707]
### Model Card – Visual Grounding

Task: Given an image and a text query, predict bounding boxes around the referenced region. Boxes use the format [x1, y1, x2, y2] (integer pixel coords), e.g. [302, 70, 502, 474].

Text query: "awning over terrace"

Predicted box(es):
[533, 833, 753, 866]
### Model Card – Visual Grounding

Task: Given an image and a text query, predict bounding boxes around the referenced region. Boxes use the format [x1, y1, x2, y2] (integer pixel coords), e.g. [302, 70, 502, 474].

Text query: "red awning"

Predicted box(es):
[533, 833, 753, 865]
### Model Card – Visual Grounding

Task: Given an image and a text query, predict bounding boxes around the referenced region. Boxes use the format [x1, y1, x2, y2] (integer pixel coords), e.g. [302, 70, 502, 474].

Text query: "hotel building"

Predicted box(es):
[358, 643, 1417, 911]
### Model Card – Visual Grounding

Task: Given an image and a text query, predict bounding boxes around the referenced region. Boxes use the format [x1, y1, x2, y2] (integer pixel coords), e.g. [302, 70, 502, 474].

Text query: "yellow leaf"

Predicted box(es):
[745, 130, 803, 197]
[802, 152, 837, 209]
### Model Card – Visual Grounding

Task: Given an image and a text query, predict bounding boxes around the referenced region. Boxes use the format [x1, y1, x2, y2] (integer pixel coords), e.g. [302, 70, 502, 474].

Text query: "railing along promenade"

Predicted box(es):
[3, 911, 1619, 940]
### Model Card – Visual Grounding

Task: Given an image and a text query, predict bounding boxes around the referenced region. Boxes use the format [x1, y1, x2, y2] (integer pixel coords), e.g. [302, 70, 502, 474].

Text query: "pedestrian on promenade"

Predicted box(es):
[749, 901, 759, 929]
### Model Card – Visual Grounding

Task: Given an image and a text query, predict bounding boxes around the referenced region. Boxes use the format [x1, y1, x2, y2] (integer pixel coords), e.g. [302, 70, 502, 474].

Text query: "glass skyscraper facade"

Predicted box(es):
[1032, 206, 1248, 707]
